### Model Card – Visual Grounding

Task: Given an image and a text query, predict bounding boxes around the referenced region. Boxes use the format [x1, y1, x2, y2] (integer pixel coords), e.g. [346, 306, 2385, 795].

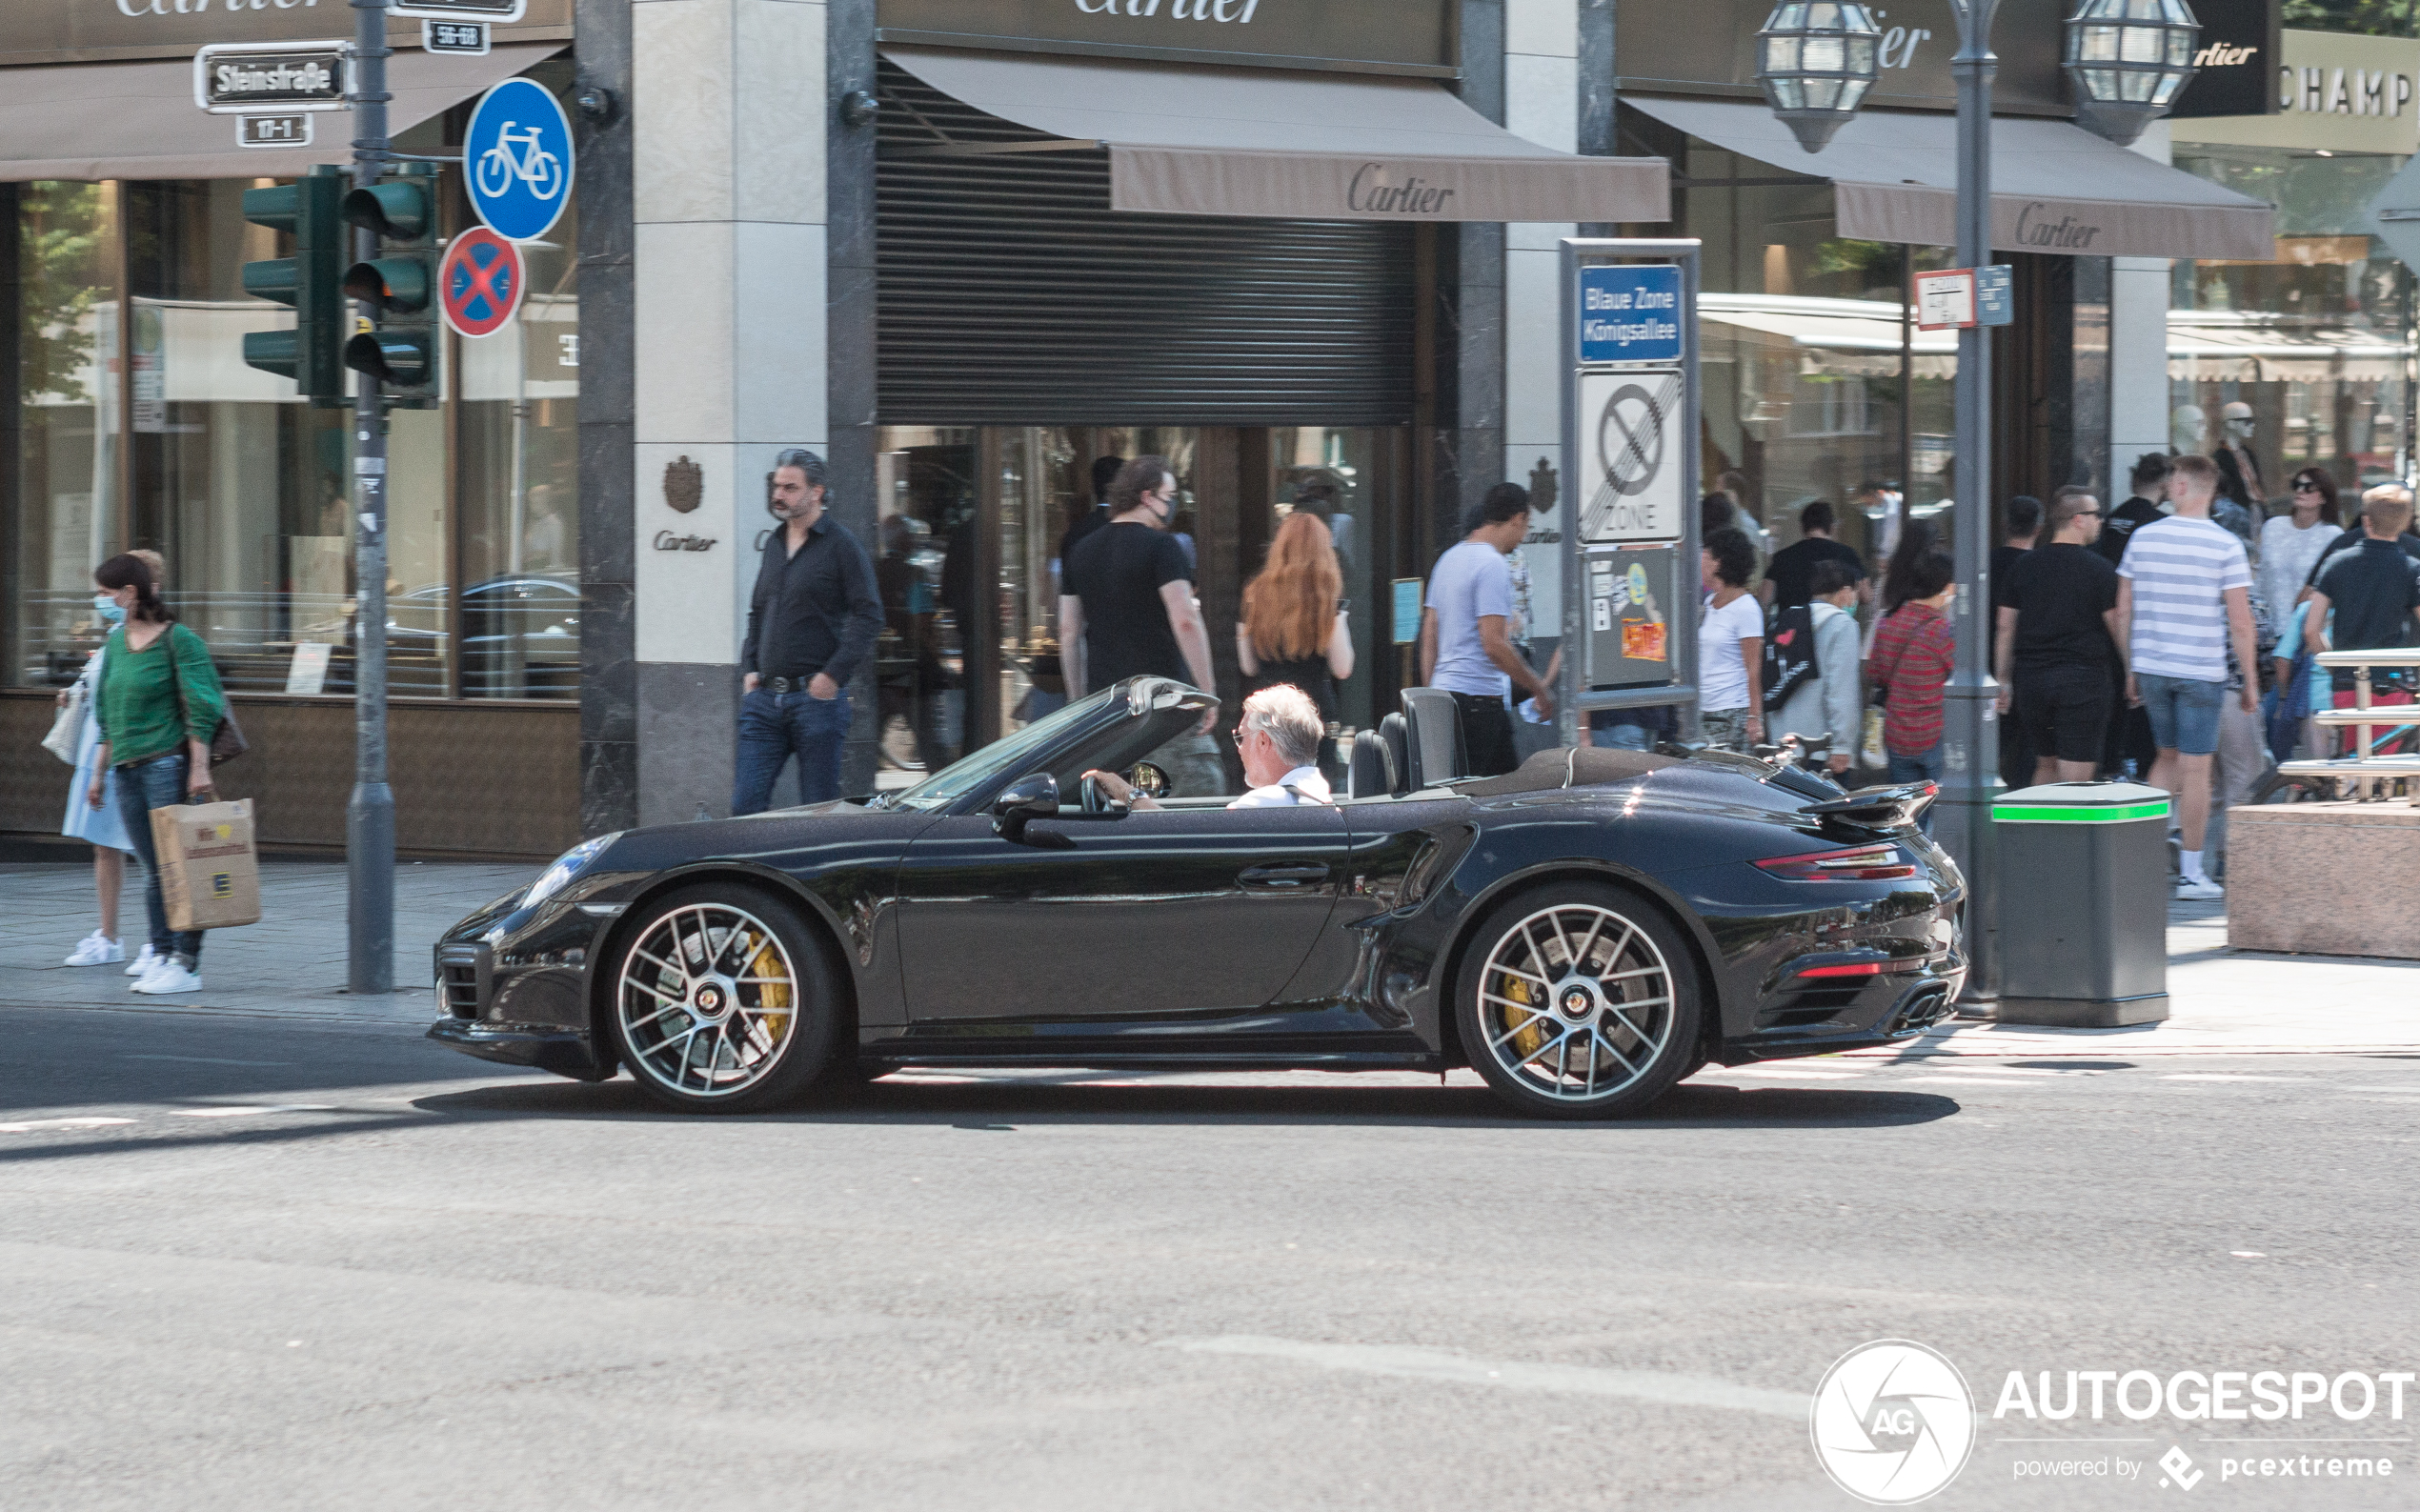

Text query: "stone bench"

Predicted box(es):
[2226, 800, 2420, 959]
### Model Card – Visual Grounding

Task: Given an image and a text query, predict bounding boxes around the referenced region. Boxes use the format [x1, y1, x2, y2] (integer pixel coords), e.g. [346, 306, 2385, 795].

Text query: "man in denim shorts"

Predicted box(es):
[2114, 454, 2257, 900]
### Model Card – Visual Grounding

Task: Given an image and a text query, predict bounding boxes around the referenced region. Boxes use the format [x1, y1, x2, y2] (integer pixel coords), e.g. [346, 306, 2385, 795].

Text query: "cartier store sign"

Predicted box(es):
[877, 0, 1456, 77]
[0, 0, 569, 68]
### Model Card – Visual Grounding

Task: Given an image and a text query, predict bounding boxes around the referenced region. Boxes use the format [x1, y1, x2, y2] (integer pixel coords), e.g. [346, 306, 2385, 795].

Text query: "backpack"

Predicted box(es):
[1762, 603, 1819, 714]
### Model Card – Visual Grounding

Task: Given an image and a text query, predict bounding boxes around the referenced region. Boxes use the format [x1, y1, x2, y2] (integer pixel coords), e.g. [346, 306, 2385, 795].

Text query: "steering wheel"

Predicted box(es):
[1080, 772, 1115, 815]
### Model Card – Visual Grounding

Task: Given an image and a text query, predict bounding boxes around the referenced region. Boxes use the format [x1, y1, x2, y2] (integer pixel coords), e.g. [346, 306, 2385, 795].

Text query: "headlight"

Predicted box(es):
[524, 834, 617, 908]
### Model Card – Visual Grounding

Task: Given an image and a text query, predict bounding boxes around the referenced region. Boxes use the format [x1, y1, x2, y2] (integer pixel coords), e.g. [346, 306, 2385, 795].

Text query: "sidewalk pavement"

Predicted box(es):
[1, 864, 2413, 1055]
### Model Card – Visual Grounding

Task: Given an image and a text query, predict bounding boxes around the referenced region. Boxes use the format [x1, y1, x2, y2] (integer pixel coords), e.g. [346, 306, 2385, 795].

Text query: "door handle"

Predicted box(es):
[1239, 863, 1330, 888]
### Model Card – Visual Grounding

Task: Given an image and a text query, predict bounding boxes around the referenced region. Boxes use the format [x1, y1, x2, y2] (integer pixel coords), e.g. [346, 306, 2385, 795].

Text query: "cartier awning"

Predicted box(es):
[1628, 95, 2275, 262]
[0, 44, 563, 182]
[881, 45, 1670, 223]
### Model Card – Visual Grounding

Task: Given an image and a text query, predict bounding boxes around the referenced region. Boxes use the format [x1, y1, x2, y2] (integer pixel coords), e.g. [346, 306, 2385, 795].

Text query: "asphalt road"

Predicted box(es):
[3, 1004, 2415, 1511]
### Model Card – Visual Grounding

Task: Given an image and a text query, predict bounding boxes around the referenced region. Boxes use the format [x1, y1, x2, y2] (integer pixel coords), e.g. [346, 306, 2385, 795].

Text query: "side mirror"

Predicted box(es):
[1124, 760, 1170, 798]
[992, 771, 1060, 844]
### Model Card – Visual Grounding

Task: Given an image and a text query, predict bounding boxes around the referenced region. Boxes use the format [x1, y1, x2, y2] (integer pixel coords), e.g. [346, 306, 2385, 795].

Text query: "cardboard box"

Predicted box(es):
[150, 797, 261, 932]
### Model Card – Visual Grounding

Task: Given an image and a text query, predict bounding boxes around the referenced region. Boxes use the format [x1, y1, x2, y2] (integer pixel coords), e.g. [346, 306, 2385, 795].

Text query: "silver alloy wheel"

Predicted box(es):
[616, 902, 801, 1099]
[1476, 901, 1675, 1102]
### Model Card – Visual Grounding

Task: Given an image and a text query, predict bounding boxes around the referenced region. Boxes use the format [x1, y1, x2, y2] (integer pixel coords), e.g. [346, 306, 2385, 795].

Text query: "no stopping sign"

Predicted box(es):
[440, 227, 525, 338]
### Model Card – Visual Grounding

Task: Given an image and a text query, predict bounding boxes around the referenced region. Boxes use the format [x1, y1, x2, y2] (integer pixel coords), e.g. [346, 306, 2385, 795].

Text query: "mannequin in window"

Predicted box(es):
[2210, 400, 2264, 546]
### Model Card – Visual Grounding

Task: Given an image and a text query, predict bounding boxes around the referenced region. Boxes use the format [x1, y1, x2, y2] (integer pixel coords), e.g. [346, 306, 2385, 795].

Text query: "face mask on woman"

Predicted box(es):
[92, 593, 125, 627]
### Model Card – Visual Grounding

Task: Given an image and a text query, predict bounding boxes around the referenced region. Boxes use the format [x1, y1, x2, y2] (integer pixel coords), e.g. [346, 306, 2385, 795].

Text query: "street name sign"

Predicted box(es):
[464, 77, 574, 242]
[1578, 264, 1684, 365]
[422, 19, 491, 54]
[439, 227, 525, 338]
[194, 40, 348, 113]
[237, 112, 313, 149]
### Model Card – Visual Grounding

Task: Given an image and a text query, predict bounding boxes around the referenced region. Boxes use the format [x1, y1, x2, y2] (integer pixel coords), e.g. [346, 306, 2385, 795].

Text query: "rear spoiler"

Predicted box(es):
[1802, 781, 1939, 830]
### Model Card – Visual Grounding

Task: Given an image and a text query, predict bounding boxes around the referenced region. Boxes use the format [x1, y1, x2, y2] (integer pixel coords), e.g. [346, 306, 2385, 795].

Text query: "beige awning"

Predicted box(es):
[882, 45, 1669, 223]
[0, 44, 564, 182]
[1629, 95, 2275, 262]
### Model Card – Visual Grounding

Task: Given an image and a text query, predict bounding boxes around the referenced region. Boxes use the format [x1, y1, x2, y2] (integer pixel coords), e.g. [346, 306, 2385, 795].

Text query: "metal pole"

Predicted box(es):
[1943, 0, 2001, 1003]
[348, 0, 394, 995]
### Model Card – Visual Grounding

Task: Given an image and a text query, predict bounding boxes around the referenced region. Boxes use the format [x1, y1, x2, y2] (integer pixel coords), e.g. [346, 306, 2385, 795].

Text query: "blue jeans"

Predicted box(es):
[113, 752, 205, 964]
[1886, 744, 1946, 834]
[733, 686, 851, 815]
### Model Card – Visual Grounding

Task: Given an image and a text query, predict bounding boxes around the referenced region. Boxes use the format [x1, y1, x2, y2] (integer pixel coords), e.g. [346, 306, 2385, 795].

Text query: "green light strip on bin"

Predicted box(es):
[1990, 800, 2170, 824]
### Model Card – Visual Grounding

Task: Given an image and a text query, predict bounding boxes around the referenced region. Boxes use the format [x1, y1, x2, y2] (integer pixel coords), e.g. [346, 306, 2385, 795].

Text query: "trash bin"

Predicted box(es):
[1991, 780, 2172, 1027]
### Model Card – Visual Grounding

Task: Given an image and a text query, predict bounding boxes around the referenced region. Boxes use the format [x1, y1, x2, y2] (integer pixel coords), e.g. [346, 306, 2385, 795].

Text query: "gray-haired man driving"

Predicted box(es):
[1086, 684, 1333, 811]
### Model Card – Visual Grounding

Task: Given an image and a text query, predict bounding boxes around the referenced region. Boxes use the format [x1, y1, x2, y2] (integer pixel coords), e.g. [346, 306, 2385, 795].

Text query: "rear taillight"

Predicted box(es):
[1755, 843, 1917, 881]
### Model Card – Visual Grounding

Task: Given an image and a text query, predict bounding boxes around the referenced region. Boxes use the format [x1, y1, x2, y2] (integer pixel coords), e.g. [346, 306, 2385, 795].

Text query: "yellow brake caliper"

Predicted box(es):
[1501, 972, 1547, 1058]
[747, 936, 792, 1052]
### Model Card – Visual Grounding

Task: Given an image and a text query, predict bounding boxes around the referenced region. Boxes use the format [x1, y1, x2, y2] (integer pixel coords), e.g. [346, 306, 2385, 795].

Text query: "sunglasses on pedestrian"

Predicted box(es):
[2294, 479, 2324, 493]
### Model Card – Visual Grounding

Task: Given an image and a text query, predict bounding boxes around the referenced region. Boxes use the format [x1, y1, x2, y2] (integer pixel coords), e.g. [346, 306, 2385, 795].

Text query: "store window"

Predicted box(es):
[2168, 146, 2413, 494]
[5, 69, 581, 701]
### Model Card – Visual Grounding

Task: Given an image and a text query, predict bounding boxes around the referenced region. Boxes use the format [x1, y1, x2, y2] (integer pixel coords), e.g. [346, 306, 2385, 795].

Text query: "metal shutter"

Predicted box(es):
[877, 60, 1415, 427]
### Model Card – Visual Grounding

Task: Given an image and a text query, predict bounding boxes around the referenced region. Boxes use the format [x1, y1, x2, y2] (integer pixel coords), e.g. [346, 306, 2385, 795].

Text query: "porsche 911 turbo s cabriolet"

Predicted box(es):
[430, 677, 1964, 1119]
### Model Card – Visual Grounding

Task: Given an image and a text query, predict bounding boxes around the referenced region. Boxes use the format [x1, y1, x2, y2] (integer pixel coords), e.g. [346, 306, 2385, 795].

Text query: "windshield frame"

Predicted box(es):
[879, 678, 1212, 816]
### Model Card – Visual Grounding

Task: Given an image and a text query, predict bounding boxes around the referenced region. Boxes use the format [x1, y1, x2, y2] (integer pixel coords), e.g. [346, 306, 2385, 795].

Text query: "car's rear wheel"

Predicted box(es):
[609, 884, 838, 1113]
[1456, 882, 1703, 1119]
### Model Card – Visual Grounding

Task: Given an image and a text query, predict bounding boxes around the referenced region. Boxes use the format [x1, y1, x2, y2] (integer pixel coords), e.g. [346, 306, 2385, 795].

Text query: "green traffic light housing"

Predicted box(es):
[237, 165, 346, 402]
[340, 163, 440, 408]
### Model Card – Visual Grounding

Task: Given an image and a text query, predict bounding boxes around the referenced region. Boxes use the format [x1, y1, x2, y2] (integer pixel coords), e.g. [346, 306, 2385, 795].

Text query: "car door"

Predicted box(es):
[894, 800, 1354, 1022]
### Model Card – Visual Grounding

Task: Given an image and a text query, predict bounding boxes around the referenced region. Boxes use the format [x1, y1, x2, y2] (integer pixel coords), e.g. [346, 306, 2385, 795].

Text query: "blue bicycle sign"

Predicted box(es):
[463, 77, 572, 242]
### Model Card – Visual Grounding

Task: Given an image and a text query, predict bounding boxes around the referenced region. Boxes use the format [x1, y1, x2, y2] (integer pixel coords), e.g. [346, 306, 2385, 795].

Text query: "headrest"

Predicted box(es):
[1349, 730, 1399, 798]
[1398, 687, 1464, 789]
[1378, 713, 1412, 797]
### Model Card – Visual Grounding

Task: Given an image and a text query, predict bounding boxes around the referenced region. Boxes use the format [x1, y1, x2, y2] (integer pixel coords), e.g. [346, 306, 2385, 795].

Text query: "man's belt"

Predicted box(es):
[764, 674, 827, 693]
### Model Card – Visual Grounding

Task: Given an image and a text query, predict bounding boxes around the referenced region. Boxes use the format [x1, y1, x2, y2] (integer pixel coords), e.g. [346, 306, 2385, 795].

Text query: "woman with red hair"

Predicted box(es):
[1238, 510, 1355, 783]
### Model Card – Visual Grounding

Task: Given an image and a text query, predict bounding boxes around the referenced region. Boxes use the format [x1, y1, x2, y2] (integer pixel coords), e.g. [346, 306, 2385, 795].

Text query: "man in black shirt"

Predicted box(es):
[1995, 489, 2123, 784]
[2307, 488, 2420, 733]
[1055, 454, 1125, 595]
[735, 448, 884, 814]
[1990, 494, 2042, 783]
[2095, 453, 2171, 567]
[1759, 499, 1868, 611]
[1060, 455, 1225, 796]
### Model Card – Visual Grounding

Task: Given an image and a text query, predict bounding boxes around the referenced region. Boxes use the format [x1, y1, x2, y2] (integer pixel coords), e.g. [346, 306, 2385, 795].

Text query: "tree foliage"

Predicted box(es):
[16, 181, 110, 406]
[2281, 0, 2420, 36]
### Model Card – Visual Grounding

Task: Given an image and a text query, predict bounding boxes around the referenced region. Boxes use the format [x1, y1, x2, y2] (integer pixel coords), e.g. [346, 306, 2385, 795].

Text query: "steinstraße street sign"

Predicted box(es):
[194, 40, 348, 114]
[439, 226, 525, 338]
[1577, 264, 1683, 365]
[463, 76, 574, 243]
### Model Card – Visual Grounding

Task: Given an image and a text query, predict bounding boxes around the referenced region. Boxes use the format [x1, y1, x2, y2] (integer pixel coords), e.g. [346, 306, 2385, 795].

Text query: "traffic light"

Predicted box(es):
[239, 164, 346, 402]
[341, 162, 440, 408]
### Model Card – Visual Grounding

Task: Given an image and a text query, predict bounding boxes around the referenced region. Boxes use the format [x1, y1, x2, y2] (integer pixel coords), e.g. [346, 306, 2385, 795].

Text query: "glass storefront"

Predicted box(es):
[871, 423, 1402, 788]
[2168, 145, 2414, 497]
[5, 64, 580, 702]
[1627, 111, 1961, 564]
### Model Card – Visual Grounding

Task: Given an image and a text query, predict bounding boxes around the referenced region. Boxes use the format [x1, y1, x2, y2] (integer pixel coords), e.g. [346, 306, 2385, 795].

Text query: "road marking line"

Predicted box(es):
[1156, 1336, 1809, 1418]
[2160, 1074, 2313, 1082]
[1894, 1076, 2043, 1086]
[170, 1104, 337, 1119]
[0, 1117, 136, 1133]
[1718, 1066, 1865, 1079]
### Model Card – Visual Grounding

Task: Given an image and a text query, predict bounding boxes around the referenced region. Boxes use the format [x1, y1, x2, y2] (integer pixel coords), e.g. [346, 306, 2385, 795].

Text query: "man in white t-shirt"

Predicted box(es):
[1418, 483, 1557, 776]
[2115, 453, 2256, 900]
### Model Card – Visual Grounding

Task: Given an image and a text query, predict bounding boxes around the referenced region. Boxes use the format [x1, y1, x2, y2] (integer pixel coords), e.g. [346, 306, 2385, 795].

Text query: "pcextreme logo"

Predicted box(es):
[1811, 1341, 1977, 1504]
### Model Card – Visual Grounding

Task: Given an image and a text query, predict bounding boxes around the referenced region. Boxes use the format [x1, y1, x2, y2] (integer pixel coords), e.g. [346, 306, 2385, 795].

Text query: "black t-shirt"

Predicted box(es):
[1065, 520, 1195, 688]
[2307, 527, 2420, 588]
[1762, 536, 1865, 610]
[1059, 504, 1110, 577]
[2094, 496, 2165, 566]
[1988, 543, 2029, 660]
[2313, 538, 2420, 653]
[2003, 542, 2120, 674]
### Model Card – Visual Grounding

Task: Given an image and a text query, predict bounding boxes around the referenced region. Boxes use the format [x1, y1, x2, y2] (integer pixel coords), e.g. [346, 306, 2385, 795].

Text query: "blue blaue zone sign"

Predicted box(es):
[464, 77, 573, 242]
[1578, 264, 1683, 365]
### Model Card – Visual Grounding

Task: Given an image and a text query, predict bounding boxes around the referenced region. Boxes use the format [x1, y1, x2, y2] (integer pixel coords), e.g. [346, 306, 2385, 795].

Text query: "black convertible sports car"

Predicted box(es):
[430, 677, 1964, 1119]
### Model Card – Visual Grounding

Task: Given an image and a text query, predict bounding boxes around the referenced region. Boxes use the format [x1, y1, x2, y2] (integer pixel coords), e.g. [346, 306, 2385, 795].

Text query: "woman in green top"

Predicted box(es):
[86, 553, 225, 995]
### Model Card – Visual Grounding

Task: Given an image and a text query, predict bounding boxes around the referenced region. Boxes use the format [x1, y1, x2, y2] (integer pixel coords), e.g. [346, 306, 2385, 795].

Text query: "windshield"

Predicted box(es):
[883, 686, 1128, 813]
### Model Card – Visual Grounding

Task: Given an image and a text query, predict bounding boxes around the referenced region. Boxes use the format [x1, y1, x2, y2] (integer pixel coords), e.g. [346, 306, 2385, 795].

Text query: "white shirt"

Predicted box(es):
[2256, 514, 2334, 644]
[1699, 590, 1765, 713]
[1229, 765, 1333, 807]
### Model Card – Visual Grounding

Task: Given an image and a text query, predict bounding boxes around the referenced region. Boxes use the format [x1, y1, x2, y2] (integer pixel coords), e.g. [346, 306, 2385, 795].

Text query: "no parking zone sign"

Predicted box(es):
[440, 226, 525, 338]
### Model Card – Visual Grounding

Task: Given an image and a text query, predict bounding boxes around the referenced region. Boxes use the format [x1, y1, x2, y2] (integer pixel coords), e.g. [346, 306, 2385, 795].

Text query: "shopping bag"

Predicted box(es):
[1859, 707, 1888, 770]
[149, 796, 261, 932]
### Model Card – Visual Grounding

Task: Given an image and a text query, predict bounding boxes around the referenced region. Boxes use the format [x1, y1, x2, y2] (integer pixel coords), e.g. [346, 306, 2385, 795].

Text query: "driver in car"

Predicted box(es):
[1087, 685, 1334, 811]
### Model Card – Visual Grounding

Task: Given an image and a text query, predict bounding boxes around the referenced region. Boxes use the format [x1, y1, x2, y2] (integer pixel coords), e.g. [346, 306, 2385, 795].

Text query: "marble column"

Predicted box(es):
[2110, 122, 2175, 483]
[628, 0, 829, 826]
[1502, 0, 1579, 640]
[575, 0, 637, 836]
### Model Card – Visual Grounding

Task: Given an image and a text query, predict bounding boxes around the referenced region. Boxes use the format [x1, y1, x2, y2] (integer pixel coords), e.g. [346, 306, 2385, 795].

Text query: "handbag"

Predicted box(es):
[41, 648, 101, 765]
[167, 625, 248, 767]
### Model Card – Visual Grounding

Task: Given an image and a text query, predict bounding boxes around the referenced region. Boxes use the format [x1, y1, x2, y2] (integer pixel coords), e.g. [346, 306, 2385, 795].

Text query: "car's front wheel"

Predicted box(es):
[1456, 882, 1703, 1119]
[608, 884, 838, 1113]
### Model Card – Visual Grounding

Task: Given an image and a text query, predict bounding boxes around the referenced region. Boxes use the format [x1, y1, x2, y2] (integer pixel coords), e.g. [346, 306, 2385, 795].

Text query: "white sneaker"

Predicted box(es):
[131, 960, 202, 995]
[125, 945, 160, 978]
[63, 931, 124, 967]
[2176, 877, 2225, 901]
